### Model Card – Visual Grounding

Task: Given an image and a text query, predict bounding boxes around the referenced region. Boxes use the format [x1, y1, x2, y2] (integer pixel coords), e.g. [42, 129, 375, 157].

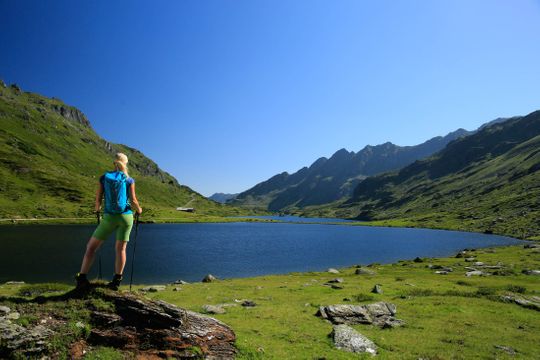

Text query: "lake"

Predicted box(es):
[0, 221, 524, 284]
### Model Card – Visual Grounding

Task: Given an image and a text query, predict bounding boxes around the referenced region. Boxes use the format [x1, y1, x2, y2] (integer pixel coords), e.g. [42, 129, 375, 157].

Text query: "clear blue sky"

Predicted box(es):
[1, 1, 539, 196]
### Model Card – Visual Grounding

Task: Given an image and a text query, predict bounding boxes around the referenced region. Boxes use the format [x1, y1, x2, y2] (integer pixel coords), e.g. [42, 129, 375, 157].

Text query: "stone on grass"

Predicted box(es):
[524, 244, 539, 249]
[173, 280, 189, 285]
[466, 270, 485, 277]
[173, 287, 182, 292]
[522, 270, 540, 276]
[473, 262, 484, 266]
[202, 305, 226, 314]
[371, 284, 382, 294]
[464, 257, 476, 262]
[202, 274, 217, 283]
[500, 295, 540, 311]
[355, 268, 375, 275]
[435, 271, 449, 275]
[241, 300, 256, 307]
[140, 285, 166, 292]
[327, 278, 343, 284]
[6, 312, 20, 320]
[327, 268, 340, 274]
[494, 345, 517, 355]
[5, 281, 25, 285]
[318, 302, 404, 328]
[413, 257, 424, 263]
[331, 324, 377, 355]
[331, 285, 344, 290]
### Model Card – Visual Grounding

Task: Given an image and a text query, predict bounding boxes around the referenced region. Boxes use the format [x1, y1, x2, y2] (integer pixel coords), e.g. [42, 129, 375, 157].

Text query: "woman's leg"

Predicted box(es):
[114, 240, 128, 275]
[80, 237, 104, 274]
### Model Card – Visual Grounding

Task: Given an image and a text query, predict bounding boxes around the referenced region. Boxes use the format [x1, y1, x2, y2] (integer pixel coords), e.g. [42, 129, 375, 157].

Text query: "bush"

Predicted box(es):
[506, 284, 526, 294]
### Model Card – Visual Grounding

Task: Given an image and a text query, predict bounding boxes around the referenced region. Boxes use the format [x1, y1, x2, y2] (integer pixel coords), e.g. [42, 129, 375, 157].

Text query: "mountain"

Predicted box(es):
[317, 111, 540, 239]
[208, 193, 239, 203]
[0, 81, 246, 219]
[231, 129, 471, 211]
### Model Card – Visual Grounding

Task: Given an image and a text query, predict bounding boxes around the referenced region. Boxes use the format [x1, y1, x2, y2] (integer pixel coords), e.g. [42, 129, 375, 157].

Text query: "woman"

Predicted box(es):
[76, 152, 142, 290]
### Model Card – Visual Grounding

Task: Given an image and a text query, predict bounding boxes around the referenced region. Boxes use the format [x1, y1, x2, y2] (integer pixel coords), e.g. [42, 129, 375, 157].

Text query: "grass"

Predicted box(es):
[3, 244, 537, 359]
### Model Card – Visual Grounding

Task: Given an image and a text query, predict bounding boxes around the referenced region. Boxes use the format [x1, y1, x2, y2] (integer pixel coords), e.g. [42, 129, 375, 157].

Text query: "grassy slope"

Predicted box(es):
[2, 245, 539, 359]
[0, 83, 250, 222]
[297, 113, 540, 240]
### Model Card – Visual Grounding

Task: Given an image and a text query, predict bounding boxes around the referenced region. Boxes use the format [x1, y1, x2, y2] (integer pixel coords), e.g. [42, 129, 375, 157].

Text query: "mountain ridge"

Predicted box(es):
[230, 128, 471, 211]
[0, 81, 245, 219]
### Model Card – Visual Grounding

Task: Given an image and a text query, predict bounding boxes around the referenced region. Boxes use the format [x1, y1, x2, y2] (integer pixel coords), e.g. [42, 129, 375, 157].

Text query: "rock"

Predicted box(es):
[327, 278, 343, 284]
[0, 317, 53, 356]
[523, 244, 539, 249]
[494, 345, 517, 355]
[473, 262, 484, 266]
[331, 285, 344, 290]
[6, 312, 20, 320]
[413, 257, 424, 263]
[501, 295, 540, 311]
[173, 287, 182, 291]
[455, 251, 467, 258]
[317, 302, 404, 328]
[466, 270, 486, 277]
[522, 270, 540, 276]
[202, 305, 226, 314]
[140, 285, 166, 292]
[241, 300, 257, 307]
[331, 324, 377, 355]
[435, 271, 449, 275]
[202, 274, 217, 282]
[95, 290, 237, 358]
[371, 285, 382, 294]
[0, 306, 10, 315]
[5, 281, 25, 285]
[327, 268, 340, 274]
[173, 280, 189, 285]
[464, 257, 476, 262]
[355, 268, 376, 275]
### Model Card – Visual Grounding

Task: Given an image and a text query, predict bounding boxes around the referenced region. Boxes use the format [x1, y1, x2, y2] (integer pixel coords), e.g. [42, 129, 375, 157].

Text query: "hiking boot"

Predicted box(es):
[107, 274, 123, 291]
[75, 273, 90, 290]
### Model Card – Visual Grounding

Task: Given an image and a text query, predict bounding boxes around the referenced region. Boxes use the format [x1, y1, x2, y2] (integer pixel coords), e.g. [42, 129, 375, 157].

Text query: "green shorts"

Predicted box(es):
[92, 213, 134, 242]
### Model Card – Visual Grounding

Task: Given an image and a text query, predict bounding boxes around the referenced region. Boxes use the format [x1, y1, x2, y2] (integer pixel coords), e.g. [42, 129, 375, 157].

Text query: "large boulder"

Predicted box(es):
[317, 302, 404, 328]
[331, 324, 377, 355]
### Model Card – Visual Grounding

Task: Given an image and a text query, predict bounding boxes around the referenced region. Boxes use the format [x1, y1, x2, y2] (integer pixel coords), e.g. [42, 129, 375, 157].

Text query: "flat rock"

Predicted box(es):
[331, 324, 377, 355]
[202, 305, 226, 314]
[473, 262, 484, 266]
[355, 268, 376, 275]
[0, 306, 10, 315]
[140, 285, 166, 292]
[241, 300, 257, 307]
[327, 278, 344, 284]
[524, 244, 539, 249]
[466, 270, 486, 277]
[435, 271, 449, 275]
[4, 281, 25, 285]
[500, 295, 540, 311]
[522, 270, 540, 276]
[327, 268, 340, 274]
[464, 257, 476, 262]
[318, 302, 404, 328]
[173, 280, 189, 285]
[173, 287, 182, 291]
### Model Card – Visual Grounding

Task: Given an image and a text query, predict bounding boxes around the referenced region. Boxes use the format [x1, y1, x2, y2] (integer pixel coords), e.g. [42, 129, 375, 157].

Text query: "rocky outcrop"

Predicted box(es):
[0, 306, 53, 357]
[50, 104, 91, 127]
[331, 324, 377, 355]
[0, 287, 236, 359]
[317, 302, 404, 328]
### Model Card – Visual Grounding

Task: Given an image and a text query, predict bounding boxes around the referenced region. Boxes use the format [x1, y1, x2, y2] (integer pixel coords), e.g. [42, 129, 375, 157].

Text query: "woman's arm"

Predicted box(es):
[129, 183, 143, 214]
[95, 182, 104, 213]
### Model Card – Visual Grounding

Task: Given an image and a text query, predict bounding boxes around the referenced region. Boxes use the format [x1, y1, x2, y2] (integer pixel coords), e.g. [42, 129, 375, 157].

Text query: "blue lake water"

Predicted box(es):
[229, 215, 354, 223]
[0, 222, 524, 284]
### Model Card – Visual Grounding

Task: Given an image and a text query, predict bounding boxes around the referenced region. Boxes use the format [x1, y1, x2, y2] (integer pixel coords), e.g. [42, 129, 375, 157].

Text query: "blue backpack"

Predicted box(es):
[103, 171, 130, 214]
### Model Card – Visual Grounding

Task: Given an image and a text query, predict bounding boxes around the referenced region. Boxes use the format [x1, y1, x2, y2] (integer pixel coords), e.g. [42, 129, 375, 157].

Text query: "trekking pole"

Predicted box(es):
[96, 211, 102, 281]
[129, 213, 140, 292]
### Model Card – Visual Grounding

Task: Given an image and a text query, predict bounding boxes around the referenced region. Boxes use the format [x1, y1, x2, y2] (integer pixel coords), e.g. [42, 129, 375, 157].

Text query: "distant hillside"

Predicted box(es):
[231, 129, 470, 211]
[308, 111, 540, 239]
[0, 81, 246, 220]
[208, 193, 239, 203]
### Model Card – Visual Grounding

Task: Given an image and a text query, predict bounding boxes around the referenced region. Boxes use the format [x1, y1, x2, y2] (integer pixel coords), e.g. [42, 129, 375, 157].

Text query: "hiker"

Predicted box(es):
[76, 152, 142, 290]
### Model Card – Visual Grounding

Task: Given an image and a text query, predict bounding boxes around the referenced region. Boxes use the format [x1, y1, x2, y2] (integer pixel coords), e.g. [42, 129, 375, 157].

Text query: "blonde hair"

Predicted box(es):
[114, 153, 129, 177]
